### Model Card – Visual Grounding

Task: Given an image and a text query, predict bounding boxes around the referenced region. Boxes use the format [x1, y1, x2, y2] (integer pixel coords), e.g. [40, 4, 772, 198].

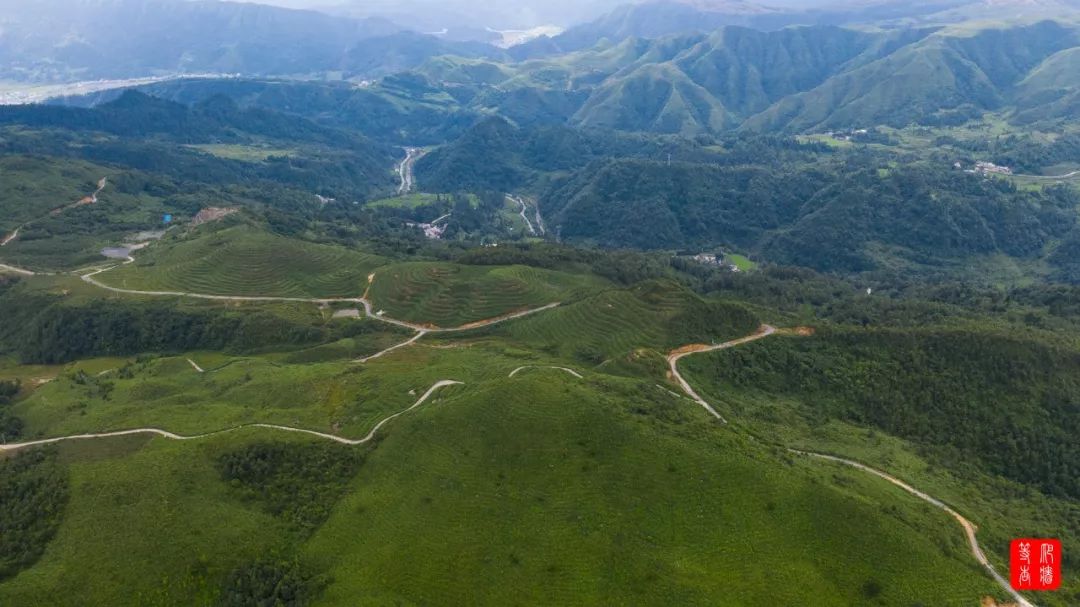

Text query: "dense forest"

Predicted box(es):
[0, 449, 68, 580]
[0, 286, 383, 364]
[689, 328, 1080, 499]
[218, 441, 366, 532]
[541, 158, 1079, 276]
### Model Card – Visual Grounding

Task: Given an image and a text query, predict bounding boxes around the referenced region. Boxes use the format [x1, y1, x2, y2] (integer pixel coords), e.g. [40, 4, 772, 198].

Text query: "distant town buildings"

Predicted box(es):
[405, 213, 451, 239]
[960, 161, 1013, 176]
[692, 253, 724, 266]
[685, 252, 743, 273]
[823, 128, 869, 142]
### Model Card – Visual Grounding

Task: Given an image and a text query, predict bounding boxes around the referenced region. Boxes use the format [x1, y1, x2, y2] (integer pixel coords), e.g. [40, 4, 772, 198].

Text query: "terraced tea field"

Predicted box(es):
[496, 280, 759, 362]
[366, 262, 604, 327]
[100, 225, 387, 298]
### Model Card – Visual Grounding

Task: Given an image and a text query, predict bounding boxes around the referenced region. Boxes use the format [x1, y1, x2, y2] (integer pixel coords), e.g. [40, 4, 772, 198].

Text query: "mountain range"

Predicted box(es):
[415, 18, 1080, 133]
[509, 0, 1080, 58]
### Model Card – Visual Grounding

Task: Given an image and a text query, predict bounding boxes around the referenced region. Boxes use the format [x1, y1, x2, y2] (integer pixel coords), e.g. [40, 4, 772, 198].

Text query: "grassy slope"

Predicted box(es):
[0, 434, 293, 606]
[367, 261, 604, 327]
[0, 247, 1054, 605]
[13, 348, 443, 440]
[491, 281, 759, 365]
[679, 331, 1080, 605]
[0, 157, 173, 270]
[0, 156, 112, 233]
[0, 373, 1000, 606]
[101, 224, 387, 299]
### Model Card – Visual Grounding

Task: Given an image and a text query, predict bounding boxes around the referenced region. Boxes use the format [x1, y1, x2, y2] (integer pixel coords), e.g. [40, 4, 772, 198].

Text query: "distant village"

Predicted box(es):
[683, 251, 745, 273]
[822, 128, 870, 142]
[955, 161, 1013, 176]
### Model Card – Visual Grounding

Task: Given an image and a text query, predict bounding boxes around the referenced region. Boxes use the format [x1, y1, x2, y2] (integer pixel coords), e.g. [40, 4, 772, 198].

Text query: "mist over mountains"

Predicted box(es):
[3, 0, 1080, 136]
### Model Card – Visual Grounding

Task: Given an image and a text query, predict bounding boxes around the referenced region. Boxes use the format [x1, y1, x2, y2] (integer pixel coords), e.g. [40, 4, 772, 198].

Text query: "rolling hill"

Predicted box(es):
[409, 19, 1080, 134]
[98, 222, 388, 299]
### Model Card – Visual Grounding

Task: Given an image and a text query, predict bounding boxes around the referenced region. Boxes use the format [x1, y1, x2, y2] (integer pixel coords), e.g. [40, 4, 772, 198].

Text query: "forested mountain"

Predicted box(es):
[510, 0, 1080, 60]
[53, 76, 480, 145]
[743, 20, 1080, 132]
[45, 18, 1080, 136]
[540, 158, 1080, 276]
[0, 90, 398, 203]
[0, 90, 383, 149]
[415, 19, 1080, 134]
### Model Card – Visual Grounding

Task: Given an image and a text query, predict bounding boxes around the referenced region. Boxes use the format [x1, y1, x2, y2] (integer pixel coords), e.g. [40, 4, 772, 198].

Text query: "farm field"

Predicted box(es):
[366, 261, 605, 327]
[184, 143, 298, 162]
[491, 280, 759, 363]
[99, 223, 388, 299]
[365, 192, 442, 209]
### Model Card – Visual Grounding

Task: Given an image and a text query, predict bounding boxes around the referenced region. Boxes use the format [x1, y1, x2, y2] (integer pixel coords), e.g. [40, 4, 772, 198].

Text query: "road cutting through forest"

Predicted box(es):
[667, 326, 1036, 607]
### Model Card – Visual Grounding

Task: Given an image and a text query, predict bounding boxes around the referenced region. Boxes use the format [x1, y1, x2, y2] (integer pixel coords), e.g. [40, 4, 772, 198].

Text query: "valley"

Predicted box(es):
[1, 0, 1079, 605]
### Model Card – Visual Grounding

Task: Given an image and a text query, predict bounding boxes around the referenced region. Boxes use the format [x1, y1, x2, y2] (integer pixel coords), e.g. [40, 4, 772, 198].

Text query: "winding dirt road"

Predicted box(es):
[0, 263, 34, 276]
[0, 380, 462, 453]
[666, 325, 776, 422]
[397, 148, 426, 195]
[509, 365, 583, 379]
[1016, 170, 1080, 180]
[1, 226, 22, 247]
[79, 257, 560, 362]
[1, 176, 109, 271]
[82, 258, 557, 332]
[791, 450, 1035, 607]
[508, 195, 537, 236]
[668, 326, 1036, 607]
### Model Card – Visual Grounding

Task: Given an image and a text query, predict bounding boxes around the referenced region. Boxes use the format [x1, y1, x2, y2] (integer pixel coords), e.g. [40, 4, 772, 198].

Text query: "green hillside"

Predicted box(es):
[366, 261, 604, 327]
[432, 20, 1080, 135]
[5, 8, 1080, 605]
[493, 280, 759, 364]
[540, 158, 1080, 278]
[99, 223, 387, 299]
[0, 368, 1001, 606]
[573, 63, 733, 134]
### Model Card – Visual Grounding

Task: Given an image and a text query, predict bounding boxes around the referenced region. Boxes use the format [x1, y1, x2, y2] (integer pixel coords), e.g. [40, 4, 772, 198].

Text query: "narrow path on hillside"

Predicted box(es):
[1016, 169, 1080, 180]
[81, 257, 559, 334]
[665, 325, 777, 422]
[0, 263, 34, 276]
[357, 331, 428, 363]
[1, 225, 22, 247]
[509, 365, 582, 379]
[0, 380, 462, 452]
[790, 450, 1034, 607]
[0, 177, 108, 270]
[77, 257, 560, 363]
[667, 326, 1035, 607]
